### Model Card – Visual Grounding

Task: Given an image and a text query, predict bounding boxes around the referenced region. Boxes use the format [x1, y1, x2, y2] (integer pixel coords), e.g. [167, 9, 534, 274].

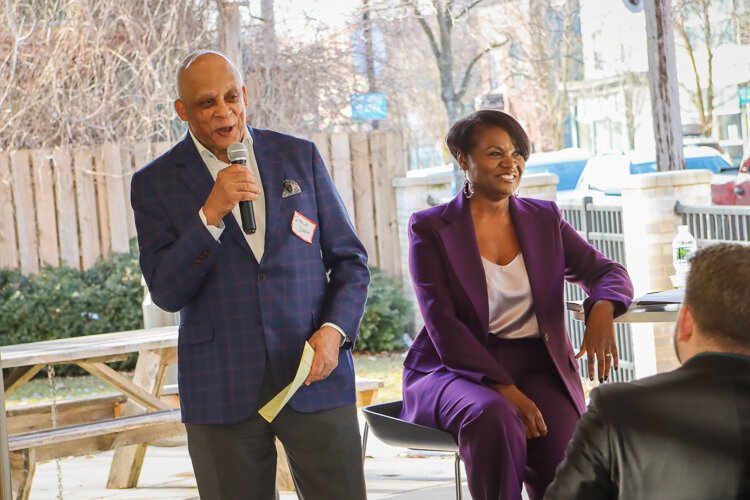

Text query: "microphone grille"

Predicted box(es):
[227, 142, 249, 163]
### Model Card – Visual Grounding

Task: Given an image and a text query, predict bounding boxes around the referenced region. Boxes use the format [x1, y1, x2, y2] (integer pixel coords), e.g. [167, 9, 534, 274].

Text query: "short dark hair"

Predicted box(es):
[685, 243, 750, 349]
[445, 110, 531, 162]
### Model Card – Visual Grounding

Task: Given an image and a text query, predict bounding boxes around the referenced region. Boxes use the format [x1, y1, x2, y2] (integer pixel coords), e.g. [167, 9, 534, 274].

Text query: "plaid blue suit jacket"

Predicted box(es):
[131, 127, 370, 424]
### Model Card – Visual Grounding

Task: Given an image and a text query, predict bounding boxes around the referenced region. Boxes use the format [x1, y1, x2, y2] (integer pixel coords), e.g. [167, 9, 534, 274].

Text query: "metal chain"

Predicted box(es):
[46, 364, 64, 500]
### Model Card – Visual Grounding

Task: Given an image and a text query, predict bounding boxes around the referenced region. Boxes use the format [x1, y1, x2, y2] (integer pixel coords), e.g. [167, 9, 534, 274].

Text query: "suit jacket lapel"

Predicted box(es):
[437, 193, 490, 335]
[249, 127, 284, 256]
[175, 132, 254, 258]
[509, 195, 546, 319]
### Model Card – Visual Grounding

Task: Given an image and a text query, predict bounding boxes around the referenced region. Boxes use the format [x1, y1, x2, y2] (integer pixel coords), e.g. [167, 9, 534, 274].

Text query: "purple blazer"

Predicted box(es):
[402, 193, 633, 428]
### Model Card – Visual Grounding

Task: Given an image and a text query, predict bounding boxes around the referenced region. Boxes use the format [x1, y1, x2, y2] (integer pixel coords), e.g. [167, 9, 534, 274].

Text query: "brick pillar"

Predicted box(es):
[519, 173, 559, 201]
[393, 172, 453, 332]
[620, 170, 711, 376]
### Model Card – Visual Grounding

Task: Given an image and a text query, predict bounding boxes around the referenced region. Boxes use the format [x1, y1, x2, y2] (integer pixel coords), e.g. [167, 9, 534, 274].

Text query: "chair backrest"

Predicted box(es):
[361, 400, 459, 452]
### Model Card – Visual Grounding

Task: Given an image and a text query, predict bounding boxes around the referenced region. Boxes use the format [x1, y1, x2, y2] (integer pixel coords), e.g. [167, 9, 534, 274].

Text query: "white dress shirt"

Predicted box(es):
[191, 129, 348, 344]
[192, 129, 266, 261]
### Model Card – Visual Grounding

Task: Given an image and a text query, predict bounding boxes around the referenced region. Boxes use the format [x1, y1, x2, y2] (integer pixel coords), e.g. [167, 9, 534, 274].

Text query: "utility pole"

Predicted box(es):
[363, 0, 380, 129]
[644, 0, 684, 171]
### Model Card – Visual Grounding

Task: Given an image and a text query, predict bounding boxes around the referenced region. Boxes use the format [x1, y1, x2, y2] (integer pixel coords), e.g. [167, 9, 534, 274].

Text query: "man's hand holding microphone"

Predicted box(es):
[202, 142, 259, 230]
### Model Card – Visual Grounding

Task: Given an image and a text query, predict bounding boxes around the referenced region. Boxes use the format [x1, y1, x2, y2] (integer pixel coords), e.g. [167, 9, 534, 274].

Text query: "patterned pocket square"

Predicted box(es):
[281, 179, 302, 198]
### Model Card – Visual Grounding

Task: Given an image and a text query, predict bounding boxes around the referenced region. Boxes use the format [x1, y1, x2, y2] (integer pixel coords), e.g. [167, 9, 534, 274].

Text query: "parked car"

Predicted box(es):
[682, 136, 735, 166]
[524, 148, 592, 191]
[728, 150, 750, 205]
[565, 146, 737, 205]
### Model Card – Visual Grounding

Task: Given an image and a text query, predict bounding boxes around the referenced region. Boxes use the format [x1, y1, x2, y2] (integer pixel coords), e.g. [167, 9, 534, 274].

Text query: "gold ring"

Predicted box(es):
[604, 353, 613, 358]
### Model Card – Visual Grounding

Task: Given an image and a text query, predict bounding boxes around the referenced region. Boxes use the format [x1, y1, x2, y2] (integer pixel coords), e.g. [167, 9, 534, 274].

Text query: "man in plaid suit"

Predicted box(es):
[131, 50, 370, 499]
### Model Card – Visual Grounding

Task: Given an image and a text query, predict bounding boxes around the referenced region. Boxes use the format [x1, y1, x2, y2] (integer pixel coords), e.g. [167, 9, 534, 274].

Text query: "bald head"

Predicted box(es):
[173, 49, 248, 162]
[176, 50, 243, 100]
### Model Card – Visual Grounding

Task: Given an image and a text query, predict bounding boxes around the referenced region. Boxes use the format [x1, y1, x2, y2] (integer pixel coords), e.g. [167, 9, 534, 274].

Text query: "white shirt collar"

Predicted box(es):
[188, 126, 254, 164]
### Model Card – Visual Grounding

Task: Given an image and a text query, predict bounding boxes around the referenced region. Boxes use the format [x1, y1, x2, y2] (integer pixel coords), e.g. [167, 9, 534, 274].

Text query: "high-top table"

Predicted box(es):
[567, 289, 684, 323]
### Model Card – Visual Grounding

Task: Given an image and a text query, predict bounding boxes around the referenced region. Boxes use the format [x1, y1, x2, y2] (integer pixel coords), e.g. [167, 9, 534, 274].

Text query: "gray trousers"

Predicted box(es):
[185, 366, 367, 500]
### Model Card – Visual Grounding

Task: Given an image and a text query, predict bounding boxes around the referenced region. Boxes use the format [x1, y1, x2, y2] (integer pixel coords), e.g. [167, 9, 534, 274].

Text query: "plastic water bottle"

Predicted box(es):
[672, 225, 697, 287]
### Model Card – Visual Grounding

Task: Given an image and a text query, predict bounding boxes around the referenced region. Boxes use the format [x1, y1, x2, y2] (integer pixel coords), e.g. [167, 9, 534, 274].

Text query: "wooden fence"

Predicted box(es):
[0, 131, 406, 280]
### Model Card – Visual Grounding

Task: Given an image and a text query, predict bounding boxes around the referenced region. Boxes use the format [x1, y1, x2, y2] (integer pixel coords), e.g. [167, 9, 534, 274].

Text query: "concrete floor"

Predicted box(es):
[26, 415, 473, 499]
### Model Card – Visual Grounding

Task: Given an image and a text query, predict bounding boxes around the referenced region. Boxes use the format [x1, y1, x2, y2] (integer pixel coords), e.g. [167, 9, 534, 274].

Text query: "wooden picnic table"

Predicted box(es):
[0, 326, 383, 499]
[0, 326, 181, 499]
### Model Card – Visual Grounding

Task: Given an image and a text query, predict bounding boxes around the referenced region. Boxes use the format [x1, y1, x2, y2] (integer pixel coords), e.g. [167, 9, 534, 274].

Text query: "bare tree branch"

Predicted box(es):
[452, 0, 490, 21]
[408, 1, 442, 61]
[456, 39, 508, 100]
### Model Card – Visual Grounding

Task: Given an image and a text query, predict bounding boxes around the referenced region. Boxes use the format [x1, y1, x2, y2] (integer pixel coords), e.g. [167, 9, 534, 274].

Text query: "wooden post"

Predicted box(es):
[52, 147, 82, 269]
[0, 151, 19, 270]
[0, 352, 13, 500]
[107, 349, 170, 488]
[310, 133, 333, 177]
[74, 147, 102, 269]
[369, 131, 406, 278]
[351, 131, 378, 264]
[11, 150, 40, 275]
[330, 132, 356, 220]
[96, 144, 130, 254]
[31, 149, 60, 267]
[120, 145, 137, 241]
[644, 0, 684, 171]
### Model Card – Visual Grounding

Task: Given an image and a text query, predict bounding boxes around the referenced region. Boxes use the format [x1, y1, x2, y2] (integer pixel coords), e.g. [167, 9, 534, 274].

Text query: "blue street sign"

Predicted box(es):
[739, 85, 750, 106]
[351, 92, 388, 121]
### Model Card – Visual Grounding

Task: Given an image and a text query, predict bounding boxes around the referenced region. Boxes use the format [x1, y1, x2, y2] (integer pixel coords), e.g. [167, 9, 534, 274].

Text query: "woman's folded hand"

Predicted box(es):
[492, 384, 548, 439]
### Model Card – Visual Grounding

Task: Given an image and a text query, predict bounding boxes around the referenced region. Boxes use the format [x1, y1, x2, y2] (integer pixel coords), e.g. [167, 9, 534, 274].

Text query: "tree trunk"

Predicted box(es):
[216, 1, 244, 75]
[624, 74, 636, 150]
[437, 3, 460, 123]
[702, 0, 714, 136]
[644, 0, 684, 171]
[261, 0, 277, 58]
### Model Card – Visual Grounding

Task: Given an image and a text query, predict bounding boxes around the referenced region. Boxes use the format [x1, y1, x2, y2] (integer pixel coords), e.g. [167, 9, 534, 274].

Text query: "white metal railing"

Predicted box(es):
[675, 202, 750, 246]
[558, 197, 635, 383]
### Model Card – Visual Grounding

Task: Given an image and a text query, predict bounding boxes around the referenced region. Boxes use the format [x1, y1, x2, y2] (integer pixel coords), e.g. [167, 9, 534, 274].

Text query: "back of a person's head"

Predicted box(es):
[685, 243, 750, 351]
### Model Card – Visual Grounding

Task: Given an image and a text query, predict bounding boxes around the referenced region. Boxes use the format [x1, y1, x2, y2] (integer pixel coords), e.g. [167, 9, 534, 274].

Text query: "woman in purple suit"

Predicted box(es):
[401, 110, 633, 500]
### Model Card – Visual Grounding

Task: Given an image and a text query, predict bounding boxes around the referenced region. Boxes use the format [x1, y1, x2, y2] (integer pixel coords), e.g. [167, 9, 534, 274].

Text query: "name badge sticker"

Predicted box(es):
[291, 211, 317, 244]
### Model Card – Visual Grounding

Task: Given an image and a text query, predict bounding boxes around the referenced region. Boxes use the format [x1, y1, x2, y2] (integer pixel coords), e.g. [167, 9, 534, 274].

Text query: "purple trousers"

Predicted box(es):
[402, 338, 580, 500]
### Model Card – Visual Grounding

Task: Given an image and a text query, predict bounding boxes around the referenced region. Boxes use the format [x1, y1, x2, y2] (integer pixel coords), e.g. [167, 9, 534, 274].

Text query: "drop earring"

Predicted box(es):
[463, 170, 474, 199]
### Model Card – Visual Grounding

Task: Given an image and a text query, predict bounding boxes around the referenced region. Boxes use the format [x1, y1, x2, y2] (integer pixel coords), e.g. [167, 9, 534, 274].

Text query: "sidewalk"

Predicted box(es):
[26, 413, 472, 499]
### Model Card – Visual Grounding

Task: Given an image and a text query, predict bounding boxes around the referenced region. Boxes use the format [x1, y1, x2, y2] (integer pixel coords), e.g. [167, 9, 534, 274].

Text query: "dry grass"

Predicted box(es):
[353, 351, 406, 403]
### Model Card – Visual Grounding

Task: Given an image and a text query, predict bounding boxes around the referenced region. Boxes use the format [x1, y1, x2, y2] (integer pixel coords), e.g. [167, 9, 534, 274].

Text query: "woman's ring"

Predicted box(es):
[604, 353, 613, 358]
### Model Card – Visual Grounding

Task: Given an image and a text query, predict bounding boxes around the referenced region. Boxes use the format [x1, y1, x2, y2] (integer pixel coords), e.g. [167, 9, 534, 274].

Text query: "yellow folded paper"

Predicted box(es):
[259, 341, 315, 423]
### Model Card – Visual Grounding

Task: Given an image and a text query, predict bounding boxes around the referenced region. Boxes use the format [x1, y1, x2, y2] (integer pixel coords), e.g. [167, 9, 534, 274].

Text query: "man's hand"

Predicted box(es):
[576, 300, 617, 383]
[304, 326, 341, 385]
[493, 384, 548, 439]
[203, 164, 260, 226]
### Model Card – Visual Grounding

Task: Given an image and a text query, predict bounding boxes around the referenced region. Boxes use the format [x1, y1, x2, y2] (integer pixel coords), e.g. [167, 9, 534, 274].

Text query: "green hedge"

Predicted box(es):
[0, 252, 411, 374]
[0, 245, 144, 373]
[355, 268, 413, 352]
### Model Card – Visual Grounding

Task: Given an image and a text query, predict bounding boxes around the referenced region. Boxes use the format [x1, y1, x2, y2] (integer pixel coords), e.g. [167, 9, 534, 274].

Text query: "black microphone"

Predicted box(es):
[227, 142, 256, 234]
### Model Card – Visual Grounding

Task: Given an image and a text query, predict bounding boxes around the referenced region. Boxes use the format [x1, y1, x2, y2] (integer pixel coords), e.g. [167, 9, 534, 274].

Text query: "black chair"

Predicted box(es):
[361, 400, 463, 500]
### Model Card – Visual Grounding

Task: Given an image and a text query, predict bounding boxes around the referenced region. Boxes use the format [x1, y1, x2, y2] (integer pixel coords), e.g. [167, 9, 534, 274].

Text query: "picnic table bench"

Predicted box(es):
[0, 327, 383, 499]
